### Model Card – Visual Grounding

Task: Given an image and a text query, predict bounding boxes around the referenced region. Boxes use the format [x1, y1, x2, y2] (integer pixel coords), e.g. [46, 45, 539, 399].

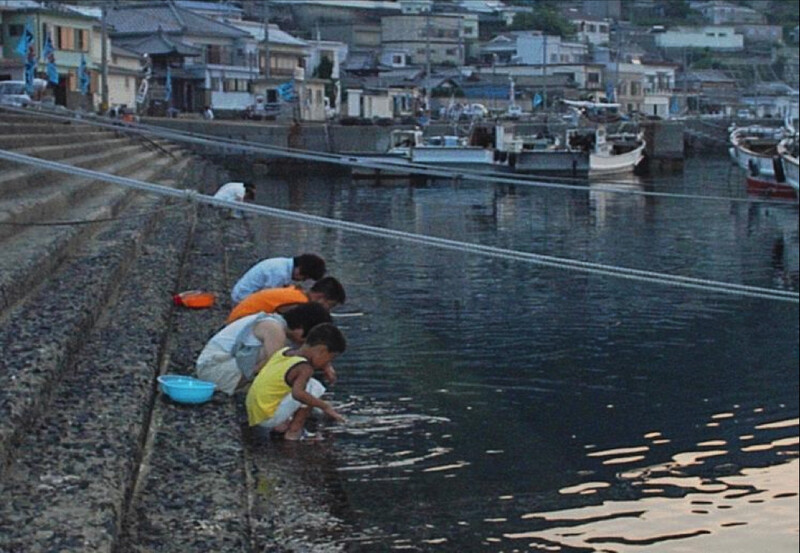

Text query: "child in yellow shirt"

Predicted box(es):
[246, 323, 346, 441]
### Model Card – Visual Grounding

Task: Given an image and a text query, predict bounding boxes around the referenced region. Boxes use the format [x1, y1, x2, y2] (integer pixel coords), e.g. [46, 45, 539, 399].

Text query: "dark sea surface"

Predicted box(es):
[236, 154, 798, 552]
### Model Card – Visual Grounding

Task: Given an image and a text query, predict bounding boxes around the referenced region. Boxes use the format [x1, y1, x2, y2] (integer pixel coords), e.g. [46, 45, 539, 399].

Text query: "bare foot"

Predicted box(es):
[284, 429, 320, 442]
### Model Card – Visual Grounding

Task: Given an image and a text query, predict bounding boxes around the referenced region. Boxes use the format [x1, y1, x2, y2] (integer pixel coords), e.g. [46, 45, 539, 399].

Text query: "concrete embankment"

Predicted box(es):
[0, 110, 355, 552]
[145, 116, 687, 170]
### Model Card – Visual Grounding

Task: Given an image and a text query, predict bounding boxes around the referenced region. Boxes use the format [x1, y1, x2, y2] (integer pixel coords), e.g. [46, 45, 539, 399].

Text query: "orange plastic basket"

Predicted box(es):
[173, 290, 216, 309]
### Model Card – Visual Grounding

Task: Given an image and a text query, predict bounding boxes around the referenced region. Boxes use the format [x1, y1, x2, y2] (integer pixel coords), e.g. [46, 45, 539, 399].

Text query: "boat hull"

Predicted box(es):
[514, 150, 590, 176]
[746, 174, 798, 200]
[590, 143, 646, 176]
[729, 126, 783, 178]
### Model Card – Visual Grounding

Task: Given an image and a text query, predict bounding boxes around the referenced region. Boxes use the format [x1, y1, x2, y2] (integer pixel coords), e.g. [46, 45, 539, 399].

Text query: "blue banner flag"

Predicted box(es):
[164, 66, 172, 103]
[533, 92, 543, 107]
[605, 82, 615, 102]
[79, 54, 90, 94]
[15, 18, 34, 58]
[277, 80, 295, 101]
[24, 59, 36, 96]
[42, 31, 59, 85]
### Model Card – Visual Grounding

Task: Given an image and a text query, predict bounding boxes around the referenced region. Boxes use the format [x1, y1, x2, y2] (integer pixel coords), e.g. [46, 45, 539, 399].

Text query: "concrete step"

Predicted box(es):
[0, 129, 116, 150]
[0, 148, 181, 242]
[0, 156, 194, 480]
[0, 154, 191, 314]
[0, 142, 156, 198]
[11, 135, 134, 162]
[0, 193, 192, 553]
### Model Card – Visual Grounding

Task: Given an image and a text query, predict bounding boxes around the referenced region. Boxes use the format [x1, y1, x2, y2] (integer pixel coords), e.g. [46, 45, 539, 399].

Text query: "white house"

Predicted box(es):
[654, 26, 744, 50]
[483, 32, 588, 66]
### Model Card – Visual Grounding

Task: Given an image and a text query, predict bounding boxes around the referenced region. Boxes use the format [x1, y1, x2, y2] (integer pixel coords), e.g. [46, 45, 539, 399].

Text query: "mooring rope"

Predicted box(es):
[1, 147, 796, 304]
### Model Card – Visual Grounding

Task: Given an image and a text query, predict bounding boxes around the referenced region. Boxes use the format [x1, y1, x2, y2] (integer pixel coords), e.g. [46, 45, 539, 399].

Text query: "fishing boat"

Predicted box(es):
[509, 131, 590, 177]
[728, 124, 786, 178]
[589, 126, 647, 177]
[554, 100, 647, 177]
[349, 124, 517, 178]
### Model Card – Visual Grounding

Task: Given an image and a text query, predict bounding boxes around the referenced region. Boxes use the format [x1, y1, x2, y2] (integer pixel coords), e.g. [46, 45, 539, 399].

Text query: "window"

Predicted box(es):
[588, 73, 600, 83]
[8, 24, 23, 37]
[630, 82, 641, 95]
[316, 89, 323, 104]
[392, 54, 403, 65]
[57, 26, 74, 50]
[125, 76, 130, 89]
[74, 28, 88, 51]
[550, 53, 557, 62]
[588, 24, 596, 33]
[599, 25, 608, 33]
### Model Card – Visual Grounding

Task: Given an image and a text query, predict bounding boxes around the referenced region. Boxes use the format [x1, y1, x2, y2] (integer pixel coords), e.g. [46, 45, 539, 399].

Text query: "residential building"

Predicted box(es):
[473, 62, 604, 100]
[317, 22, 382, 52]
[381, 14, 467, 66]
[343, 75, 420, 119]
[653, 26, 744, 50]
[0, 1, 111, 109]
[675, 69, 738, 113]
[106, 1, 253, 114]
[108, 45, 144, 111]
[482, 32, 588, 66]
[741, 82, 799, 119]
[698, 1, 766, 25]
[606, 61, 676, 116]
[568, 15, 611, 47]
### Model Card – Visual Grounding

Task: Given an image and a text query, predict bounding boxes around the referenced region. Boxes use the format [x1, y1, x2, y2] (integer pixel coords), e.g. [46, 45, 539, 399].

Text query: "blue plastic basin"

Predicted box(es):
[158, 375, 215, 404]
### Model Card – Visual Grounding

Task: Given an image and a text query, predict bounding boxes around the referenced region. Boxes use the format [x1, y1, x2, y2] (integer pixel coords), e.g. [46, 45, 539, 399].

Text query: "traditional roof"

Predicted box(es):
[106, 1, 248, 38]
[116, 31, 203, 56]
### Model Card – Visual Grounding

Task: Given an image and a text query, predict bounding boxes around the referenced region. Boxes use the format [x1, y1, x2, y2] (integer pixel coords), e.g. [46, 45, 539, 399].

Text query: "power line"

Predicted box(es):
[1, 147, 796, 304]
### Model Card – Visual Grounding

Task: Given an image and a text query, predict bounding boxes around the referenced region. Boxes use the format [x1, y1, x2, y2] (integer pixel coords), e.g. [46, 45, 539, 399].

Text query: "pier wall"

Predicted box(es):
[144, 118, 686, 164]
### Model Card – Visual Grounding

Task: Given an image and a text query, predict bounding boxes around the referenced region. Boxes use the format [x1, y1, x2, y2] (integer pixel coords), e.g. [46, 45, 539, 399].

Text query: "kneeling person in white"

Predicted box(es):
[195, 302, 331, 395]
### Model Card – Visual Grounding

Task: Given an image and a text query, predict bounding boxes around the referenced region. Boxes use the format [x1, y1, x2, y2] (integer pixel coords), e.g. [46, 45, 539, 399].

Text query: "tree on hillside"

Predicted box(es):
[509, 2, 575, 37]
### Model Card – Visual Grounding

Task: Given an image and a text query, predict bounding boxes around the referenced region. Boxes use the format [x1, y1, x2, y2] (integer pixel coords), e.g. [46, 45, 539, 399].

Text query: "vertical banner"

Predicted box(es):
[79, 54, 90, 94]
[42, 31, 59, 85]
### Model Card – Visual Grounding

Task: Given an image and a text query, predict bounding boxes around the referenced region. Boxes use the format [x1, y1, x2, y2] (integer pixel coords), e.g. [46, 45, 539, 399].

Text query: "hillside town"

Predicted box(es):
[1, 0, 798, 123]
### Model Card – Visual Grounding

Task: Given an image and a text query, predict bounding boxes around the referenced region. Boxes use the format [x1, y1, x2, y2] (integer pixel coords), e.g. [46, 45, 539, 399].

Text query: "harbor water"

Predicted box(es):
[236, 154, 799, 552]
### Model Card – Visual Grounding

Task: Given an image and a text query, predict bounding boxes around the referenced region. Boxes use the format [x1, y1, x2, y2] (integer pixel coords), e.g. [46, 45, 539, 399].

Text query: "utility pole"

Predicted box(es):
[542, 34, 548, 112]
[263, 1, 270, 78]
[101, 4, 108, 112]
[425, 9, 431, 119]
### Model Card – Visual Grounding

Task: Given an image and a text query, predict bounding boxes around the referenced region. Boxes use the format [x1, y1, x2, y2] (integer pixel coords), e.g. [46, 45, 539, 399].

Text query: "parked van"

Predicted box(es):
[0, 80, 31, 107]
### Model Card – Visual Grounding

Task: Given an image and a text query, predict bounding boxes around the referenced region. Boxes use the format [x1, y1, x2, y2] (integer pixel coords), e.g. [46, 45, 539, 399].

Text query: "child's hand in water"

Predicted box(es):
[324, 405, 346, 424]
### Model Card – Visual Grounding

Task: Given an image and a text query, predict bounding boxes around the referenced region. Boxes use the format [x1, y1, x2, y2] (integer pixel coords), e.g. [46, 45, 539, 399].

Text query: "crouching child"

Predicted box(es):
[246, 323, 346, 441]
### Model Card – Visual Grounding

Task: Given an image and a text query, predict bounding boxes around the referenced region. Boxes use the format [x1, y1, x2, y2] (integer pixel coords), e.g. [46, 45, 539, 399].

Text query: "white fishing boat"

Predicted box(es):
[728, 124, 786, 178]
[509, 131, 590, 177]
[589, 126, 647, 176]
[350, 125, 517, 177]
[557, 100, 646, 176]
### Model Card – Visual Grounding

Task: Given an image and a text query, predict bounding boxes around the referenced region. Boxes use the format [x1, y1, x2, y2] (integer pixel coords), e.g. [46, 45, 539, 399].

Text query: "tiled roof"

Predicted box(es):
[106, 1, 248, 38]
[117, 32, 203, 56]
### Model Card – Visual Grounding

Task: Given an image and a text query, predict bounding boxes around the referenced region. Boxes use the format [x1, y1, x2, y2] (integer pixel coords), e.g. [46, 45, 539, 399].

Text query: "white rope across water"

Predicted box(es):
[3, 106, 796, 206]
[1, 147, 797, 304]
